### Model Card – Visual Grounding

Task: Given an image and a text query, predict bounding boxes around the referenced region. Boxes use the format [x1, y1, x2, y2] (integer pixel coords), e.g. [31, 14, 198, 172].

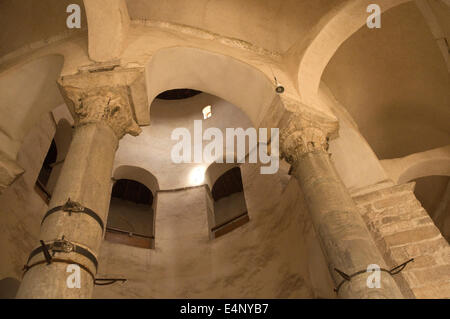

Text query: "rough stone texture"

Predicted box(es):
[64, 86, 141, 139]
[354, 183, 450, 298]
[58, 68, 145, 139]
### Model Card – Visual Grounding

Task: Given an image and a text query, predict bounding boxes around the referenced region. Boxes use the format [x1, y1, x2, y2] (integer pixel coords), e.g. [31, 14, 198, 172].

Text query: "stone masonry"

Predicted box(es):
[354, 183, 450, 298]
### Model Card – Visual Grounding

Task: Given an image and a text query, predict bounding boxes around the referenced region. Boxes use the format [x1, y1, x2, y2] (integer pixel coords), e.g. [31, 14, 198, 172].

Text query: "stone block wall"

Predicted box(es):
[353, 183, 450, 298]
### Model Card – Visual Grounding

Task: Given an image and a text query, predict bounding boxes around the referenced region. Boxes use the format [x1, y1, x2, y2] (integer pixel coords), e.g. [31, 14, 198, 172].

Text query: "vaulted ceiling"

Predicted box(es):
[323, 1, 450, 159]
[1, 0, 449, 161]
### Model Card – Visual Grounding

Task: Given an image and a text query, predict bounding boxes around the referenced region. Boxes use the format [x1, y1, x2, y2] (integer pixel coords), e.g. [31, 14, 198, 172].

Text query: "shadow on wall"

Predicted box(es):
[0, 277, 20, 299]
[413, 175, 450, 243]
[0, 54, 64, 162]
[205, 164, 250, 239]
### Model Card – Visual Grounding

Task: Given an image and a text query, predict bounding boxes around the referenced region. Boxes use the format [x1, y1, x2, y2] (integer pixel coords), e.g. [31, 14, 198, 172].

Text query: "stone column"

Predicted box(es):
[17, 85, 141, 298]
[280, 113, 403, 299]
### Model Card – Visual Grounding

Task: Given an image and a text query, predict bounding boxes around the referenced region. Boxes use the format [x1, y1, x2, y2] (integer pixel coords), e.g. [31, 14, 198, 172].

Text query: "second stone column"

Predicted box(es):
[280, 112, 404, 298]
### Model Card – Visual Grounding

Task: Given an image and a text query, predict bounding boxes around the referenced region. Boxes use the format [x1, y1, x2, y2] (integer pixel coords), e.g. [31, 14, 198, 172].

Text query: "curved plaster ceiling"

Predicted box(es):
[323, 2, 450, 159]
[126, 0, 342, 53]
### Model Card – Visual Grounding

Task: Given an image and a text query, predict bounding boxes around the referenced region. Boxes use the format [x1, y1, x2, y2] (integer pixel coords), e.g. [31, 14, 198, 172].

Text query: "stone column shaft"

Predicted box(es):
[281, 119, 403, 298]
[17, 123, 118, 298]
[17, 81, 141, 298]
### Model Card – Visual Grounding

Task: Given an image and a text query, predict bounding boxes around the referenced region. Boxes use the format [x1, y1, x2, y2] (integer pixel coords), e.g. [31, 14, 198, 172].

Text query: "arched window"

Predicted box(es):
[106, 179, 155, 249]
[209, 166, 249, 238]
[35, 139, 57, 203]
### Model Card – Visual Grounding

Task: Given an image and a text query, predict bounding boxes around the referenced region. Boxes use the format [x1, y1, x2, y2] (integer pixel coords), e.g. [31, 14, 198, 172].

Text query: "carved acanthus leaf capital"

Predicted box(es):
[279, 109, 338, 165]
[281, 127, 329, 164]
[61, 85, 141, 139]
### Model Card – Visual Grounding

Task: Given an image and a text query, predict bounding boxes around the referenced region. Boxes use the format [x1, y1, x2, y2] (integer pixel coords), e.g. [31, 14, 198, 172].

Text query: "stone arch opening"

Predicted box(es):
[292, 0, 411, 104]
[398, 158, 450, 185]
[145, 46, 278, 128]
[320, 1, 450, 159]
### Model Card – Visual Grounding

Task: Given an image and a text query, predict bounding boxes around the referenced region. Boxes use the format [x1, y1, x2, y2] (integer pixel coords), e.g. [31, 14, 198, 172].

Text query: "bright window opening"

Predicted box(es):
[203, 105, 212, 119]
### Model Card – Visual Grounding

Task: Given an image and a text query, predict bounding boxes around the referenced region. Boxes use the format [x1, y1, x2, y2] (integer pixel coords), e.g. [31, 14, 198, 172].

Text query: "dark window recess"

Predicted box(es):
[156, 89, 202, 100]
[107, 179, 155, 249]
[35, 139, 57, 203]
[212, 167, 244, 201]
[210, 167, 249, 238]
[111, 179, 153, 206]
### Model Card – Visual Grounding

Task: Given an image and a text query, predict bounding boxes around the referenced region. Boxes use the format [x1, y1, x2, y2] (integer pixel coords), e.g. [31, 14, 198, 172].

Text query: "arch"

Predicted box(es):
[0, 54, 65, 162]
[205, 161, 240, 190]
[381, 145, 450, 184]
[290, 0, 410, 105]
[113, 165, 160, 195]
[399, 158, 450, 185]
[145, 47, 278, 128]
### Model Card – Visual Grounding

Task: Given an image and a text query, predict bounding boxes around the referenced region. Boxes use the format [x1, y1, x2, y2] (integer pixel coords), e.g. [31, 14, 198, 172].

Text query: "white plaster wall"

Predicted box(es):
[318, 83, 391, 193]
[114, 93, 253, 190]
[94, 162, 335, 298]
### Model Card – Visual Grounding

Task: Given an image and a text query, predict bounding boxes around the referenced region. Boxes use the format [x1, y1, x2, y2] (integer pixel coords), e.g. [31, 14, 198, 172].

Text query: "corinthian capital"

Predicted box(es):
[63, 86, 141, 139]
[58, 68, 144, 139]
[281, 126, 329, 164]
[279, 106, 339, 165]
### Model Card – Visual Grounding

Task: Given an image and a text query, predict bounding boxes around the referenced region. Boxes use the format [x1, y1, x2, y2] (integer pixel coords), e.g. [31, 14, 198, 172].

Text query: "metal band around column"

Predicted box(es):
[41, 198, 104, 234]
[24, 238, 99, 272]
[333, 258, 415, 294]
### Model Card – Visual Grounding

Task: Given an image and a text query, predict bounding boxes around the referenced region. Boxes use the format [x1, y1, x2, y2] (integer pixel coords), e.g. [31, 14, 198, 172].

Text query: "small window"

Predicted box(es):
[35, 139, 57, 203]
[202, 105, 212, 119]
[209, 167, 249, 238]
[106, 179, 155, 249]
